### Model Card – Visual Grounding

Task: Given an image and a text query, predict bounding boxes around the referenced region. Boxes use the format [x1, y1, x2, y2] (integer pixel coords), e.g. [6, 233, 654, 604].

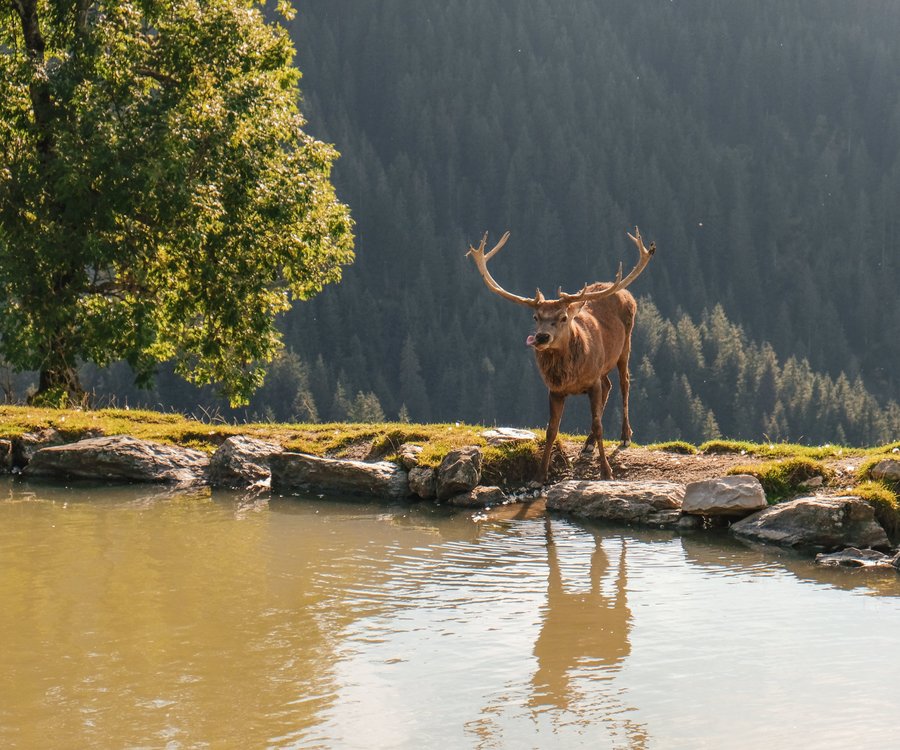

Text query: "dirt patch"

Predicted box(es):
[552, 443, 766, 485]
[551, 443, 869, 490]
[338, 439, 376, 461]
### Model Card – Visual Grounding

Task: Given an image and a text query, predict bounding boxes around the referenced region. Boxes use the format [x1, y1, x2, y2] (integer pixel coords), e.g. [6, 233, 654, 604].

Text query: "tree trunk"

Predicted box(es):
[12, 0, 55, 158]
[30, 363, 84, 407]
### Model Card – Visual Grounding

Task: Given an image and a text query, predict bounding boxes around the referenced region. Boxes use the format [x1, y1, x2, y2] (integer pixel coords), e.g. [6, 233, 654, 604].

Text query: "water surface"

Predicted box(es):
[1, 479, 898, 749]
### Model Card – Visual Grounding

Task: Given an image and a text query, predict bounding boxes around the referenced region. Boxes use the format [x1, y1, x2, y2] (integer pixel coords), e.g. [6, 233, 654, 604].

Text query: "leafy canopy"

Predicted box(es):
[0, 0, 353, 404]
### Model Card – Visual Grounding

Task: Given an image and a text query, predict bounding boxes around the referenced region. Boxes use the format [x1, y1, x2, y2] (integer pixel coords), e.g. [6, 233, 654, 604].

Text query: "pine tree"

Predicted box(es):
[399, 335, 431, 422]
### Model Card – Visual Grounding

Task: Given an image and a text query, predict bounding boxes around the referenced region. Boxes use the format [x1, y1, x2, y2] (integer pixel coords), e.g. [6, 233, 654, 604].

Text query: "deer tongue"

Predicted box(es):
[526, 334, 536, 347]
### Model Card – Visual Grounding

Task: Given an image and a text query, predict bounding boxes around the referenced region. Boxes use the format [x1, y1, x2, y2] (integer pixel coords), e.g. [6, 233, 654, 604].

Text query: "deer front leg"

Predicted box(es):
[540, 391, 567, 483]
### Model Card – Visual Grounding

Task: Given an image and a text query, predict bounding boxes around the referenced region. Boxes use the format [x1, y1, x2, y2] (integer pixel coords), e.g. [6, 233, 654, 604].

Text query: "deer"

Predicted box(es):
[466, 227, 655, 483]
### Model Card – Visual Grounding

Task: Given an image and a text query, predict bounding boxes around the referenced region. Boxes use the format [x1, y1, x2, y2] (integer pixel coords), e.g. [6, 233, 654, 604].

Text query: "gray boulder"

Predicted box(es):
[682, 475, 767, 517]
[676, 514, 704, 531]
[397, 443, 423, 469]
[24, 435, 209, 483]
[447, 485, 507, 508]
[12, 427, 65, 467]
[436, 446, 483, 500]
[731, 495, 890, 551]
[870, 459, 900, 483]
[270, 452, 408, 500]
[0, 439, 11, 472]
[546, 480, 684, 524]
[408, 465, 436, 499]
[815, 548, 893, 568]
[208, 435, 282, 489]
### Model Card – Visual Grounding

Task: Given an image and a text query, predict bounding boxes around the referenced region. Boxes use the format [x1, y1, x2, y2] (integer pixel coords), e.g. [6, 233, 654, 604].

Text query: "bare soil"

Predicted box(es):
[553, 443, 762, 484]
[556, 441, 867, 491]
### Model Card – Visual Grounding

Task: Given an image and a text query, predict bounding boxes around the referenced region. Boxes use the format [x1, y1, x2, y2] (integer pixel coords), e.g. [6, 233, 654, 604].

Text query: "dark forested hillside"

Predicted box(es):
[66, 1, 900, 442]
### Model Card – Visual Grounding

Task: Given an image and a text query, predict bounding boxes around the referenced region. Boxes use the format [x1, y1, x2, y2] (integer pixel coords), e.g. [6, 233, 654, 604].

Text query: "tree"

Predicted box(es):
[0, 0, 353, 406]
[246, 349, 318, 423]
[346, 391, 385, 423]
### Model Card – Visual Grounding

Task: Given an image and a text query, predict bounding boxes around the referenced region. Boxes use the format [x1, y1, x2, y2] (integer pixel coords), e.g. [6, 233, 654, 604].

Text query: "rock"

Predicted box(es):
[870, 459, 900, 483]
[436, 446, 483, 500]
[24, 435, 209, 483]
[0, 439, 11, 472]
[892, 551, 900, 570]
[645, 509, 684, 528]
[731, 495, 890, 551]
[546, 480, 684, 524]
[397, 443, 423, 469]
[479, 428, 537, 445]
[815, 548, 893, 568]
[799, 475, 825, 489]
[208, 435, 282, 489]
[408, 465, 437, 499]
[12, 427, 65, 467]
[677, 514, 704, 531]
[447, 485, 507, 508]
[682, 475, 768, 517]
[270, 452, 408, 500]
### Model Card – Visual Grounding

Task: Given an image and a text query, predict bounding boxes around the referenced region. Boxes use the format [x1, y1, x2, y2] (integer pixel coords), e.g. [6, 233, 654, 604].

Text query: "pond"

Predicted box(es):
[1, 479, 898, 749]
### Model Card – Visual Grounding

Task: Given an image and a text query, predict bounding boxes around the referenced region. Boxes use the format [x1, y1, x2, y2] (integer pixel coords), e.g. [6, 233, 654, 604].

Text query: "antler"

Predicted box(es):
[556, 227, 656, 304]
[467, 227, 655, 307]
[466, 231, 543, 308]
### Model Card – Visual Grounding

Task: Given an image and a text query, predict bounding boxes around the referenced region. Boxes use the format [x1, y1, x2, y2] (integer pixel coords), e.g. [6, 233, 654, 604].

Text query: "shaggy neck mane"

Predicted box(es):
[535, 325, 586, 391]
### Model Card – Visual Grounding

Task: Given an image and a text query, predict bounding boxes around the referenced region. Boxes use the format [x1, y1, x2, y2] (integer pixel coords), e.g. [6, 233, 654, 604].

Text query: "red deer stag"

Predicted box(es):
[467, 228, 655, 482]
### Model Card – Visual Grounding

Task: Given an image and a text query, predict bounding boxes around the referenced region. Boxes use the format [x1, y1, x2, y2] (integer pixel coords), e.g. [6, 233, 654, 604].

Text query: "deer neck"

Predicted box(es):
[534, 324, 587, 392]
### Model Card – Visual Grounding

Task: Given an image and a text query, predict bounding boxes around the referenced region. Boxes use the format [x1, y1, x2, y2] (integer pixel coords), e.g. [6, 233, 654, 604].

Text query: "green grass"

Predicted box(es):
[853, 480, 900, 542]
[698, 439, 757, 455]
[0, 406, 492, 459]
[727, 457, 833, 503]
[481, 440, 541, 487]
[701, 439, 850, 460]
[857, 454, 900, 485]
[645, 440, 698, 455]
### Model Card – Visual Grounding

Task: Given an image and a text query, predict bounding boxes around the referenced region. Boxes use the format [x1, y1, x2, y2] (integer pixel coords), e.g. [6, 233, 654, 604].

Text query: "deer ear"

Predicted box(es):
[567, 300, 587, 316]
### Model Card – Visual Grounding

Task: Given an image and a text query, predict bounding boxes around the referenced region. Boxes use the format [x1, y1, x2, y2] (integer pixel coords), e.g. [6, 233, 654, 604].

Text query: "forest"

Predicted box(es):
[7, 0, 900, 445]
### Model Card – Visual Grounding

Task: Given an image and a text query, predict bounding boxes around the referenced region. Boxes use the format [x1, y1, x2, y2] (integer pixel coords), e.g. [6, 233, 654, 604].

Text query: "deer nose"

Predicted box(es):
[534, 333, 551, 345]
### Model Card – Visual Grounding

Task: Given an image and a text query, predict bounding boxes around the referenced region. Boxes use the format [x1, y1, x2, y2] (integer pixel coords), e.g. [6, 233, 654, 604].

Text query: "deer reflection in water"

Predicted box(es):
[530, 519, 649, 747]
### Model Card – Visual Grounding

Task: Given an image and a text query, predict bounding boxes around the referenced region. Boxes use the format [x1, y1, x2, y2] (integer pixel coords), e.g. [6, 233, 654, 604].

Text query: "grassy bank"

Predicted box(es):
[0, 405, 489, 460]
[1, 405, 897, 500]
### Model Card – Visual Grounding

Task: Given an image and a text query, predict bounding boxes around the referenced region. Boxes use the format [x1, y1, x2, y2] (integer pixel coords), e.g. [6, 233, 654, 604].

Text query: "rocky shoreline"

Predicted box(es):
[3, 427, 900, 571]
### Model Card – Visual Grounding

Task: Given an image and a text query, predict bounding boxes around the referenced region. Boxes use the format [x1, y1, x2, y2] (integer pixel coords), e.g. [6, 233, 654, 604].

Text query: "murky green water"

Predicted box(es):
[1, 479, 898, 749]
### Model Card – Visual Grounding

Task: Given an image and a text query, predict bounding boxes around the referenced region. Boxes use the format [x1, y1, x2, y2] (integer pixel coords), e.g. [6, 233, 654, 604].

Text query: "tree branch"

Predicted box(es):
[135, 67, 178, 87]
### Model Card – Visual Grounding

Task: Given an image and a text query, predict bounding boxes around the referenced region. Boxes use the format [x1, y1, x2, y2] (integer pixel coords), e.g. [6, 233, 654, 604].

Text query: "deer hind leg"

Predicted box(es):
[540, 391, 567, 483]
[581, 375, 612, 456]
[617, 344, 633, 447]
[586, 377, 613, 479]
